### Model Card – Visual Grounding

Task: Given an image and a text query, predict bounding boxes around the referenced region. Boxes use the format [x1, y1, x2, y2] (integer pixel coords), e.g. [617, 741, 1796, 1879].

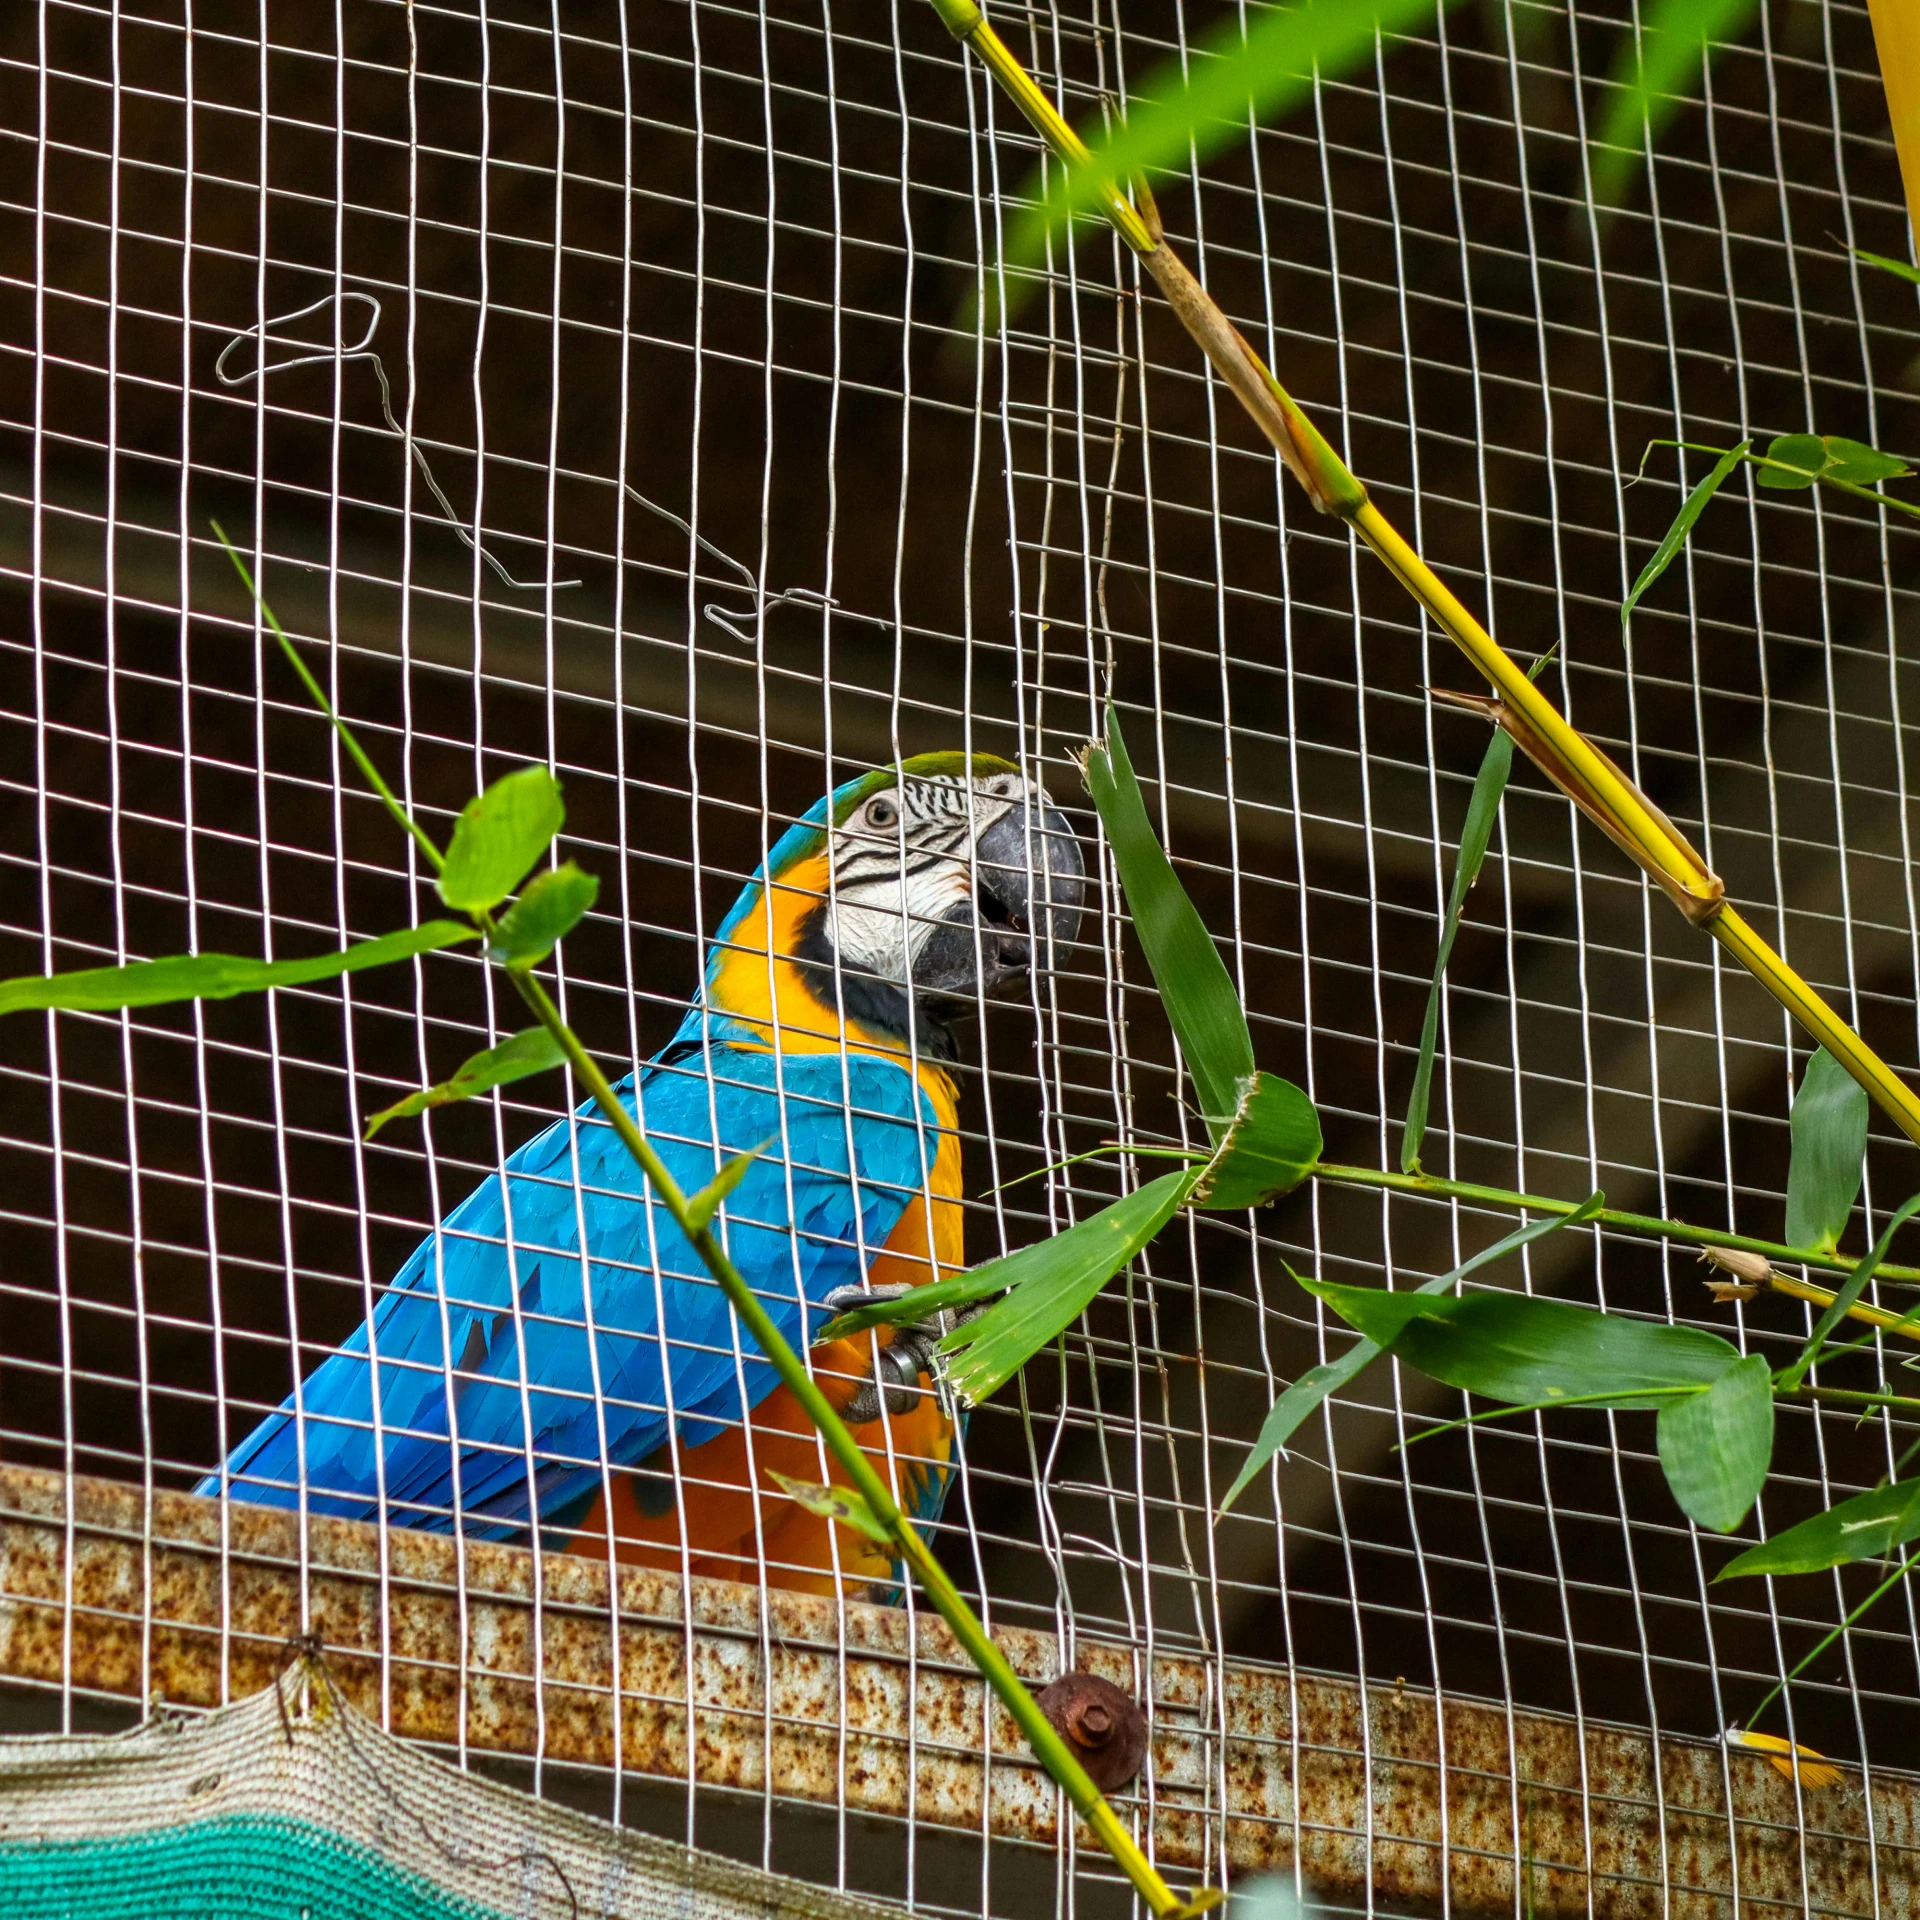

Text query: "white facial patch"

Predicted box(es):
[818, 773, 1025, 985]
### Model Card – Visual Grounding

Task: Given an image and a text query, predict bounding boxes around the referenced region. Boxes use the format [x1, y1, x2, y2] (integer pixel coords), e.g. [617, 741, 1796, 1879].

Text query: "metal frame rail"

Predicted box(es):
[1, 1465, 1911, 1918]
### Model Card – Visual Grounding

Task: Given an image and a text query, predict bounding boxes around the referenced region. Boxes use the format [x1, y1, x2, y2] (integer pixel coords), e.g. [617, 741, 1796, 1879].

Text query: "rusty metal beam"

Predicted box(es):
[1, 1465, 1912, 1916]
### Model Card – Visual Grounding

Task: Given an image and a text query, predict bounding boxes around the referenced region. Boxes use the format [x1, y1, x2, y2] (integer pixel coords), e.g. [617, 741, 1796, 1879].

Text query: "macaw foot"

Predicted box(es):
[820, 1284, 974, 1425]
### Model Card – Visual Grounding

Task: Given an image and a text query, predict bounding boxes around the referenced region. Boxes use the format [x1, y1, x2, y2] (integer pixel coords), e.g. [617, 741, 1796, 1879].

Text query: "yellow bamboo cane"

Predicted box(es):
[932, 0, 1920, 1150]
[1868, 0, 1920, 236]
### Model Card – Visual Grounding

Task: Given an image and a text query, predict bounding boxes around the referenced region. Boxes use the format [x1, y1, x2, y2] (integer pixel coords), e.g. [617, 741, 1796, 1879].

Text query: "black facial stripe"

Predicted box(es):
[827, 778, 1024, 893]
[790, 900, 958, 1061]
[830, 824, 975, 887]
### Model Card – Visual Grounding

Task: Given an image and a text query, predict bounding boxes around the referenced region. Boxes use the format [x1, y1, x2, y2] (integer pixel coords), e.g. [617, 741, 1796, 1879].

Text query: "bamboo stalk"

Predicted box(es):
[1313, 1163, 1920, 1294]
[1762, 1266, 1920, 1339]
[1868, 0, 1920, 237]
[932, 5, 1920, 1150]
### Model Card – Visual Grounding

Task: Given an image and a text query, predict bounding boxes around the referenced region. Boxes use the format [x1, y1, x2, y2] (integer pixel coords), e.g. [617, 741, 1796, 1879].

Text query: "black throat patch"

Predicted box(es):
[793, 901, 959, 1062]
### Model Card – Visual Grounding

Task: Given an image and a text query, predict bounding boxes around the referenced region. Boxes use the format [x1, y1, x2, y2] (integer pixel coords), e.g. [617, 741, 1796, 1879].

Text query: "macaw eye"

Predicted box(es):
[985, 773, 1019, 798]
[866, 796, 898, 830]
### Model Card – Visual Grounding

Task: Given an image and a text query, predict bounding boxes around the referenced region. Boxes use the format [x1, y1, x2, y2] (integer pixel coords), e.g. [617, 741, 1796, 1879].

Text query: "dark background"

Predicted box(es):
[4, 0, 1920, 1903]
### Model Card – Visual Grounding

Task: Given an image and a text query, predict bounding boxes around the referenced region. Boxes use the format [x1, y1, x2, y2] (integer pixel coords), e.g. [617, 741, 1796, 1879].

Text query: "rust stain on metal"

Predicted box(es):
[2, 1465, 1914, 1916]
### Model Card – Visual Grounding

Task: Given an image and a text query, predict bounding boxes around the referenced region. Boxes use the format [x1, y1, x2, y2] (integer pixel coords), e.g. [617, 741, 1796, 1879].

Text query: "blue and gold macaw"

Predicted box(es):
[201, 753, 1084, 1597]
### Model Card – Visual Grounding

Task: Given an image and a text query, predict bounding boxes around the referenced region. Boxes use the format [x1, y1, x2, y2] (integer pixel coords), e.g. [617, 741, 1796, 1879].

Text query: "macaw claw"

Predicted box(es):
[820, 1284, 964, 1423]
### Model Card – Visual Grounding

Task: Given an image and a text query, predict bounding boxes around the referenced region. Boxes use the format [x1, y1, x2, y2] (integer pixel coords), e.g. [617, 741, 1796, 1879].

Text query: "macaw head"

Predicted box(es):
[704, 752, 1086, 1058]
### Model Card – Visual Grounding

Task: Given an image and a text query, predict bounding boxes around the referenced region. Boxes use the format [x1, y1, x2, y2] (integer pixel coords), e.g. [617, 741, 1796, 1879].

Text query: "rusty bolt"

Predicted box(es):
[1034, 1671, 1149, 1792]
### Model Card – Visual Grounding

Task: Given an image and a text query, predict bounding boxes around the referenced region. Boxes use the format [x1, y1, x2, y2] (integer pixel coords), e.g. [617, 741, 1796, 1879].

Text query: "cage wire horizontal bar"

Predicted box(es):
[5, 0, 1920, 1913]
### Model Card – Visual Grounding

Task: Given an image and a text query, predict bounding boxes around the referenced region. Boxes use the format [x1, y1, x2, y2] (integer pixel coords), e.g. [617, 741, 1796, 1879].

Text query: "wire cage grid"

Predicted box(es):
[3, 0, 1920, 1913]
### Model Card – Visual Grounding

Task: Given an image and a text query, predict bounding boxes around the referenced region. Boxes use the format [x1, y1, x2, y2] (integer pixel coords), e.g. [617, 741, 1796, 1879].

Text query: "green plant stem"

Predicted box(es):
[1312, 1162, 1920, 1294]
[1397, 1385, 1703, 1449]
[503, 968, 1208, 1919]
[1750, 455, 1920, 517]
[1744, 1542, 1920, 1733]
[1780, 1383, 1920, 1418]
[214, 540, 1210, 1919]
[1653, 440, 1920, 519]
[984, 1140, 1203, 1198]
[214, 525, 446, 876]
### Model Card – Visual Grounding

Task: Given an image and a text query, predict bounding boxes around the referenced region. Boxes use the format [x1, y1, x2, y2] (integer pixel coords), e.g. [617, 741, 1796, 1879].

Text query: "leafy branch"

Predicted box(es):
[842, 704, 1919, 1749]
[0, 535, 1223, 1920]
[1623, 433, 1918, 628]
[997, 0, 1760, 278]
[925, 0, 1920, 1174]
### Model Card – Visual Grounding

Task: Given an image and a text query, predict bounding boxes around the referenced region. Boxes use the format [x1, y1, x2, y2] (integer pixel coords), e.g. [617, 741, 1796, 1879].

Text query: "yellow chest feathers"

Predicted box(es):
[707, 849, 963, 1273]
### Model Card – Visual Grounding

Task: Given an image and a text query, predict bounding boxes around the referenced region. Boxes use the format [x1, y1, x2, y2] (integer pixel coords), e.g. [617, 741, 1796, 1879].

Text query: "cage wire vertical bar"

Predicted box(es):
[1699, 25, 1811, 1799]
[1001, 8, 1083, 1766]
[27, 0, 77, 1743]
[1624, 47, 1759, 1883]
[604, 0, 643, 1831]
[1757, 6, 1876, 1887]
[99, 0, 162, 1718]
[324, 0, 396, 1737]
[173, 0, 241, 1721]
[1825, 0, 1920, 1736]
[953, 45, 999, 1920]
[248, 0, 315, 1656]
[747, 0, 787, 1861]
[814, 0, 857, 1876]
[1368, 42, 1462, 1920]
[673, 0, 718, 1849]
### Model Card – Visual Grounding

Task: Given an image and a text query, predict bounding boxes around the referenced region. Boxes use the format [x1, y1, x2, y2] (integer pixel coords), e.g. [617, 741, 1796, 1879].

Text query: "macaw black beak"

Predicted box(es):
[912, 794, 1086, 1005]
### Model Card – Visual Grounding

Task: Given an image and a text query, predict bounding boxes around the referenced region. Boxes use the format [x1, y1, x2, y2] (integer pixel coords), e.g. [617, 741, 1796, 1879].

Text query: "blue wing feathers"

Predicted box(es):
[207, 1047, 940, 1537]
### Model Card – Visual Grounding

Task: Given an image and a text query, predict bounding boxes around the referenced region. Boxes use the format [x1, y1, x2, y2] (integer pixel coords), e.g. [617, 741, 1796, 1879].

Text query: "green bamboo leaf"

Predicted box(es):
[1717, 1477, 1920, 1580]
[1009, 0, 1450, 270]
[1819, 437, 1912, 485]
[936, 1168, 1201, 1405]
[1756, 433, 1826, 490]
[1592, 0, 1759, 206]
[1402, 647, 1558, 1175]
[1218, 1351, 1375, 1514]
[1191, 1071, 1321, 1209]
[1401, 729, 1513, 1175]
[0, 920, 478, 1018]
[829, 1161, 1206, 1348]
[1754, 433, 1908, 494]
[1777, 1190, 1920, 1391]
[1217, 1195, 1604, 1517]
[1655, 1354, 1774, 1533]
[1620, 440, 1751, 629]
[438, 766, 566, 914]
[1302, 1277, 1741, 1408]
[363, 1026, 567, 1138]
[1083, 707, 1256, 1141]
[1853, 246, 1920, 288]
[817, 1266, 1021, 1344]
[489, 861, 599, 965]
[216, 524, 448, 878]
[768, 1472, 895, 1548]
[685, 1141, 771, 1236]
[1014, 0, 1751, 265]
[1783, 1047, 1868, 1256]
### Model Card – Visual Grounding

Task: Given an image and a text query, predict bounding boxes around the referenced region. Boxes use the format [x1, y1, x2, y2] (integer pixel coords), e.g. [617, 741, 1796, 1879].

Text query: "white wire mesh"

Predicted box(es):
[3, 0, 1919, 1912]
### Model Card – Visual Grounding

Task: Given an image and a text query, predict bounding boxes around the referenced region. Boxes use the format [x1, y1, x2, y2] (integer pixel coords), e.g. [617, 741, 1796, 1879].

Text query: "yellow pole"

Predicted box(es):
[930, 0, 1920, 1152]
[1869, 0, 1920, 235]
